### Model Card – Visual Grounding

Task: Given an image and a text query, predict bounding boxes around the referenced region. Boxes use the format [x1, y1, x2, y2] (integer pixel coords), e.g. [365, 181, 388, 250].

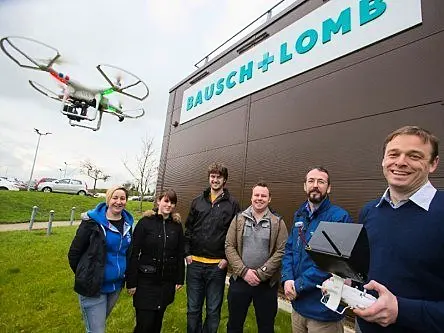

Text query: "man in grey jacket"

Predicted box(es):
[225, 182, 288, 333]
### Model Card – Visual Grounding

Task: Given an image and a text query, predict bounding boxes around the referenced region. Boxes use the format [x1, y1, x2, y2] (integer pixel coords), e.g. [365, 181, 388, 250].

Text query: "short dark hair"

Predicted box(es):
[156, 188, 177, 205]
[252, 181, 271, 196]
[305, 166, 330, 185]
[207, 162, 228, 181]
[383, 126, 439, 163]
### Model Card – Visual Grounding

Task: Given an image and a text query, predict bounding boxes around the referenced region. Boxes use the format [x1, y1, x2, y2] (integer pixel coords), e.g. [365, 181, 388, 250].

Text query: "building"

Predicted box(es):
[157, 0, 444, 225]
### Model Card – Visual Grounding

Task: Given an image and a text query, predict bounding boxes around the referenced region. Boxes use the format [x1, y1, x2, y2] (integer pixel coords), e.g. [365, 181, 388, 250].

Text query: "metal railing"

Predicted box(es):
[194, 0, 292, 68]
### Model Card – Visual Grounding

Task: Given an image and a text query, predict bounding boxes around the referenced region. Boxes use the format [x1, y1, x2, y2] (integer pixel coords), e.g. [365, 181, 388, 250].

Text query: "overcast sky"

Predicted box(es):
[0, 0, 291, 189]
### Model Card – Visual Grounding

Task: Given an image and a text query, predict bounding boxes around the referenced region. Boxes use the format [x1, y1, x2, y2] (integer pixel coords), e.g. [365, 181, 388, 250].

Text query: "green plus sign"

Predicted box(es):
[258, 52, 274, 72]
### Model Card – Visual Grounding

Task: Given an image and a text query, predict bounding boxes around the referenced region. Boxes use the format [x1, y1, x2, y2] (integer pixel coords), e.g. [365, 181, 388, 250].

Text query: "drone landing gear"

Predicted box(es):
[61, 93, 104, 131]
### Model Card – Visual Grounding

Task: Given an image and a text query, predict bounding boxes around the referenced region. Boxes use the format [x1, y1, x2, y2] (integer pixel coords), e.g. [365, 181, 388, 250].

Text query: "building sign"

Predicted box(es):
[180, 0, 422, 124]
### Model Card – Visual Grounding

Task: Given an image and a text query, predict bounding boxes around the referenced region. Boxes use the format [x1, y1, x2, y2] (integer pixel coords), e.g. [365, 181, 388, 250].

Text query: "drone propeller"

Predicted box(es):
[29, 80, 65, 102]
[115, 74, 124, 89]
[96, 64, 149, 101]
[0, 36, 60, 71]
[36, 55, 71, 66]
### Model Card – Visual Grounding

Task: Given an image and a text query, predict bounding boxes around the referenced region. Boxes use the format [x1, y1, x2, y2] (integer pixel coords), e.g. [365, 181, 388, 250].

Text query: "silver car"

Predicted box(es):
[37, 178, 87, 195]
[0, 178, 20, 191]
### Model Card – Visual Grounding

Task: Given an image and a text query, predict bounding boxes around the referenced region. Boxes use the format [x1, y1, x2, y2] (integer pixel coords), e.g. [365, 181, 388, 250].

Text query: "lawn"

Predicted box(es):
[0, 191, 153, 223]
[0, 227, 292, 332]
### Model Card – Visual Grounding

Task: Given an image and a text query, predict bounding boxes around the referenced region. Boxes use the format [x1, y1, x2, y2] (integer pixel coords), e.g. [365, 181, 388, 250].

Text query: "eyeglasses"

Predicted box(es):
[306, 178, 328, 186]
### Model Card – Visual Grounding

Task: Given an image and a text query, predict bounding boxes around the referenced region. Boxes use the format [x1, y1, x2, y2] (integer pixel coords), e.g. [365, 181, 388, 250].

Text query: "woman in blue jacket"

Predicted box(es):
[68, 185, 134, 333]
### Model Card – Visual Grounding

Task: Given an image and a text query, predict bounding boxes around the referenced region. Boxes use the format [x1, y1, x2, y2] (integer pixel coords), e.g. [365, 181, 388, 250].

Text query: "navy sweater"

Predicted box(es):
[358, 191, 444, 333]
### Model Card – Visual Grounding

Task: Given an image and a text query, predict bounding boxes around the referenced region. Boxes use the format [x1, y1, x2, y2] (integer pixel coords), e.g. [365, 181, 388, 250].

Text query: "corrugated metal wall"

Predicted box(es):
[158, 0, 444, 227]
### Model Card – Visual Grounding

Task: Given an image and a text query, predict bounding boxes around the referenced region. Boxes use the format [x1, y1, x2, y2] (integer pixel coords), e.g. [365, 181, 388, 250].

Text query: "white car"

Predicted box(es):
[0, 178, 20, 191]
[37, 178, 88, 195]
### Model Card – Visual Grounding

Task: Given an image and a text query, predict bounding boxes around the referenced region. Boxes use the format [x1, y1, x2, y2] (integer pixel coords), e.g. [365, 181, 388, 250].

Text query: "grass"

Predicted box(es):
[0, 191, 153, 223]
[0, 227, 292, 332]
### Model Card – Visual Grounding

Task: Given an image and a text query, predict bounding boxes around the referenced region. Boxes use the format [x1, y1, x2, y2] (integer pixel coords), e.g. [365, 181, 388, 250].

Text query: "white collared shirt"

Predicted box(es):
[376, 181, 437, 211]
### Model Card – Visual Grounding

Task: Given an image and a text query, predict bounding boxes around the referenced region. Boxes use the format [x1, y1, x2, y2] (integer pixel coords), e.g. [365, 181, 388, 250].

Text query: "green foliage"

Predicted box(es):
[0, 191, 153, 223]
[0, 227, 291, 332]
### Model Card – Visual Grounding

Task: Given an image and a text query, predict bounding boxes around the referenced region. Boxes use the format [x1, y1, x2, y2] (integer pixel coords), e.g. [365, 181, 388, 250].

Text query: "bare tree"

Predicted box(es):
[80, 160, 111, 193]
[123, 136, 157, 212]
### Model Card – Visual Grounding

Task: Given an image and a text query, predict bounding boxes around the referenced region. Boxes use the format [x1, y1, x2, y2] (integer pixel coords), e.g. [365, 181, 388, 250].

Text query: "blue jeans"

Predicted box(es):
[186, 261, 227, 333]
[78, 290, 121, 333]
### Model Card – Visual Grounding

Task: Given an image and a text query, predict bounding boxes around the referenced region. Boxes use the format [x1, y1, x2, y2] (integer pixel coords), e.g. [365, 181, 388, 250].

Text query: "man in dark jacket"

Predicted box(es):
[281, 167, 353, 333]
[185, 162, 240, 333]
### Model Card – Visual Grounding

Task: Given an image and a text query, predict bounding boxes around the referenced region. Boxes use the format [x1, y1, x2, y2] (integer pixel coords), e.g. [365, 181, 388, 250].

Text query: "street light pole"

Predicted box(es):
[64, 162, 68, 178]
[27, 128, 52, 191]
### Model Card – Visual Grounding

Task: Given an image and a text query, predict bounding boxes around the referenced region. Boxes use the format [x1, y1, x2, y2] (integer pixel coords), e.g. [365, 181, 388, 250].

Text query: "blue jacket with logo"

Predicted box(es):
[281, 197, 352, 322]
[68, 202, 134, 295]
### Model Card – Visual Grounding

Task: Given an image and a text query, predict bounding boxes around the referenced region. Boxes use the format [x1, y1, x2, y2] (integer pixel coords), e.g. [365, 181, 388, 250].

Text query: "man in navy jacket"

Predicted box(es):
[355, 126, 444, 333]
[281, 166, 352, 333]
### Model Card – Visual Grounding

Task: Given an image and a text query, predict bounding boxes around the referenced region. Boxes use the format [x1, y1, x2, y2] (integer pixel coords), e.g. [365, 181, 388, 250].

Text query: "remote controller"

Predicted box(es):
[317, 274, 377, 314]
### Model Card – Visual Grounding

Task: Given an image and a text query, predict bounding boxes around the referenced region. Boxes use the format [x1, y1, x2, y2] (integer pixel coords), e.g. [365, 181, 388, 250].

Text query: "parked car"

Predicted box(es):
[37, 178, 88, 195]
[3, 177, 27, 190]
[129, 195, 154, 202]
[0, 178, 20, 191]
[34, 177, 57, 190]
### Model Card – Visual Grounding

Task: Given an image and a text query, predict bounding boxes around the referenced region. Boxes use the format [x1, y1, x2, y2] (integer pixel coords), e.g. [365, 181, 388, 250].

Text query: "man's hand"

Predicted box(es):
[175, 284, 183, 291]
[284, 280, 297, 301]
[127, 287, 136, 296]
[218, 259, 228, 269]
[186, 256, 193, 265]
[353, 280, 398, 327]
[243, 269, 260, 286]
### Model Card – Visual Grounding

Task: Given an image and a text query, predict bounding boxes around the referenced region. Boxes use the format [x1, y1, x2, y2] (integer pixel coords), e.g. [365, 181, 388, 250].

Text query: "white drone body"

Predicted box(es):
[1, 36, 149, 131]
[317, 274, 377, 314]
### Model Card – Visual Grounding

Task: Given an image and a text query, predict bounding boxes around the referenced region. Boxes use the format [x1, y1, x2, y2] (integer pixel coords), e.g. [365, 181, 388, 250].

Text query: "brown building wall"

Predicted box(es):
[157, 0, 444, 226]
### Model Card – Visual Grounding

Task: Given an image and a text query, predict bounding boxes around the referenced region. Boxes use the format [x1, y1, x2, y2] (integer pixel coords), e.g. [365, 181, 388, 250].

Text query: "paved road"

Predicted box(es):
[0, 221, 80, 232]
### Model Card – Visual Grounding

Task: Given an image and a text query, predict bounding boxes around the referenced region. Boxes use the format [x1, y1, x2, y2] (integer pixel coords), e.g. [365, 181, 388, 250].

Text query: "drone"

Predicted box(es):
[0, 36, 149, 131]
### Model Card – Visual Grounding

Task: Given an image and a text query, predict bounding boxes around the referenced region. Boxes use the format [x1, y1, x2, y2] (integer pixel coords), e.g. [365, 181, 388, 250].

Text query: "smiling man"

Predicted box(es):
[225, 182, 288, 333]
[355, 126, 444, 333]
[184, 162, 240, 333]
[281, 167, 353, 333]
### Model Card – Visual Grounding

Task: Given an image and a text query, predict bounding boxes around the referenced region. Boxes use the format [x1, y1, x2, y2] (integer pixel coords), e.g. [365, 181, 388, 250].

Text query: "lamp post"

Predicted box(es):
[64, 162, 68, 178]
[27, 128, 52, 191]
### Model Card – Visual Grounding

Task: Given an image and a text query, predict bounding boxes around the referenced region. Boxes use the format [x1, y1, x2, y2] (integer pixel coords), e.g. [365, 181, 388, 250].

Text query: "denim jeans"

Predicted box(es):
[78, 290, 121, 333]
[186, 261, 227, 333]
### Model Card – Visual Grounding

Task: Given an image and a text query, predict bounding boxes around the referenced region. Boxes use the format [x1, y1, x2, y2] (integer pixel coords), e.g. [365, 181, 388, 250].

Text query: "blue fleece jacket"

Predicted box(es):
[87, 202, 134, 293]
[281, 197, 353, 322]
[357, 191, 444, 333]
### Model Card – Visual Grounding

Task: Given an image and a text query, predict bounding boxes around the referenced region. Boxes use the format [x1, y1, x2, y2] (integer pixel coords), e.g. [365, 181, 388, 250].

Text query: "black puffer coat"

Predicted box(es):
[68, 221, 105, 297]
[126, 209, 185, 310]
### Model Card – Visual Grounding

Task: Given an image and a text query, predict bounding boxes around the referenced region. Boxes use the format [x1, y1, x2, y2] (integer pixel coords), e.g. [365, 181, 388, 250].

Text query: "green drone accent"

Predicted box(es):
[102, 88, 115, 95]
[107, 105, 118, 113]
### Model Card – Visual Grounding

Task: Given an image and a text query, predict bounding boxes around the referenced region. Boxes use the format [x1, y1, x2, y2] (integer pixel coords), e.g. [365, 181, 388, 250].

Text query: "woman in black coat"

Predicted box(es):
[126, 189, 185, 333]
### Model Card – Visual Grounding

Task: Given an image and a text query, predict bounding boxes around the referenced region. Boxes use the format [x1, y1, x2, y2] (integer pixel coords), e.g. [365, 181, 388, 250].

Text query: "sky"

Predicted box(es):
[0, 0, 292, 189]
